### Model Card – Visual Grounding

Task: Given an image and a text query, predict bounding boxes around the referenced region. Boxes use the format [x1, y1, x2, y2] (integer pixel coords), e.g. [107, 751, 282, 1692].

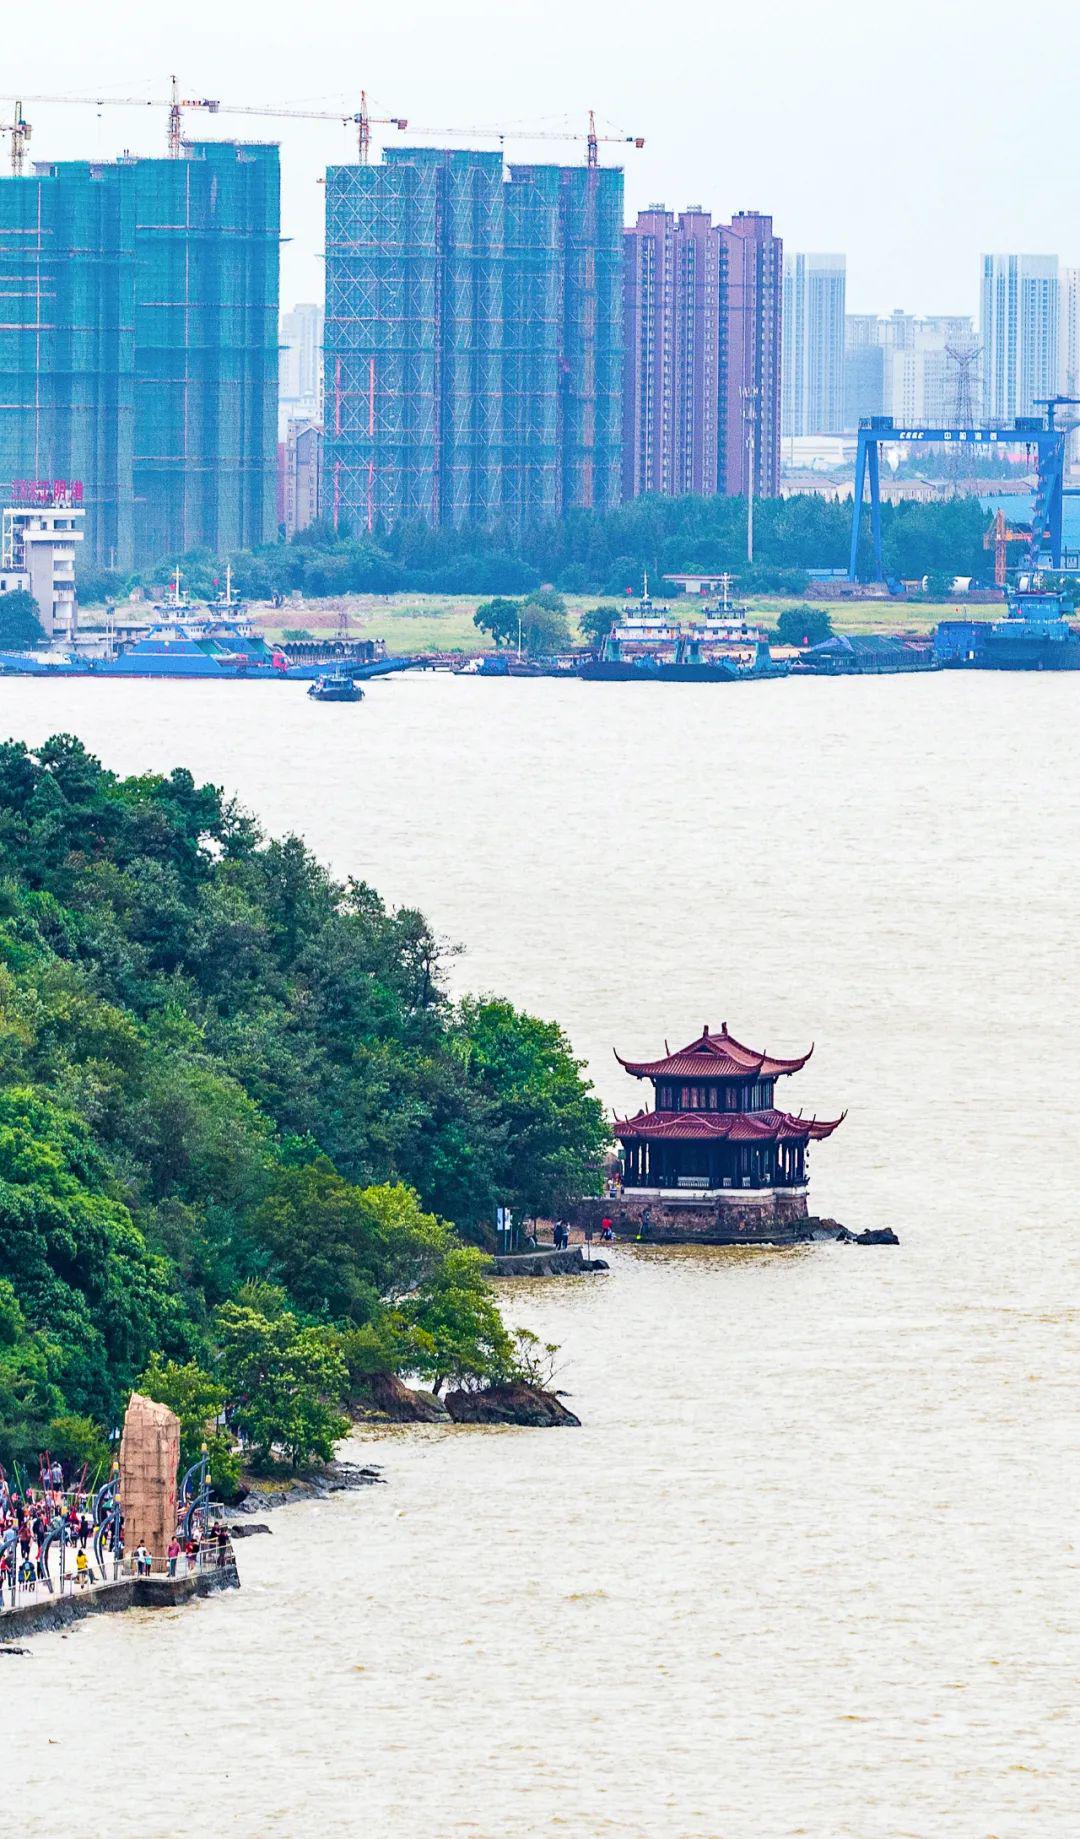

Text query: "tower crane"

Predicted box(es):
[0, 102, 31, 175]
[404, 109, 645, 165]
[4, 77, 408, 169]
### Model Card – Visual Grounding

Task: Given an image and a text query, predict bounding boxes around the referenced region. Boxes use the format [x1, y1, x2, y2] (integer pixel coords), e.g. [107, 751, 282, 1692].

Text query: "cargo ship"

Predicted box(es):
[934, 579, 1080, 670]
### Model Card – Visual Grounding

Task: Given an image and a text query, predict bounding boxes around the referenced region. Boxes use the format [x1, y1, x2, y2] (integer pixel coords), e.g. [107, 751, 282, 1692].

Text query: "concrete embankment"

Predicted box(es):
[490, 1245, 608, 1277]
[0, 1563, 239, 1643]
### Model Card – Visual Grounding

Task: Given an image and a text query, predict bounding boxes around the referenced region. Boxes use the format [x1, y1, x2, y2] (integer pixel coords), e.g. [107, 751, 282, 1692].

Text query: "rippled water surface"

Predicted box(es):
[5, 671, 1079, 1838]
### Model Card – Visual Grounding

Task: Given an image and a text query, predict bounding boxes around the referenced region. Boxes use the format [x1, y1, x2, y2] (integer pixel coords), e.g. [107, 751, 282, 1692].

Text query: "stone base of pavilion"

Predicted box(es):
[572, 1186, 838, 1245]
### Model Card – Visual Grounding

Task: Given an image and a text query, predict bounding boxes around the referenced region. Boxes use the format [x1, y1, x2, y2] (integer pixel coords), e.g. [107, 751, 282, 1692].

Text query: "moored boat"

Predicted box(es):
[934, 578, 1080, 670]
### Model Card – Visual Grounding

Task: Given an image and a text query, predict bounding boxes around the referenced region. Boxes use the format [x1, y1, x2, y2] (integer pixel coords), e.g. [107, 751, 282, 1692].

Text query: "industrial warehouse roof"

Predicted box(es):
[614, 1024, 813, 1082]
[613, 1108, 844, 1143]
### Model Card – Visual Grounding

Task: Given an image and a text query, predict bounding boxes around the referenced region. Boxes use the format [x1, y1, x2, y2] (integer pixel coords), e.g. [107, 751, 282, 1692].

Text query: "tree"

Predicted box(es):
[139, 1354, 240, 1495]
[520, 601, 571, 657]
[577, 606, 614, 651]
[0, 589, 44, 649]
[398, 1247, 515, 1393]
[774, 607, 833, 649]
[214, 1302, 348, 1468]
[473, 597, 521, 647]
[46, 1412, 111, 1478]
[454, 998, 607, 1219]
[249, 1165, 450, 1321]
[0, 1280, 63, 1469]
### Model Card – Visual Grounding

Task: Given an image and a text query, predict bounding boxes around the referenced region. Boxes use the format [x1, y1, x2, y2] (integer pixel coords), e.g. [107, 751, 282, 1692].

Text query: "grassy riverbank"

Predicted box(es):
[249, 591, 963, 655]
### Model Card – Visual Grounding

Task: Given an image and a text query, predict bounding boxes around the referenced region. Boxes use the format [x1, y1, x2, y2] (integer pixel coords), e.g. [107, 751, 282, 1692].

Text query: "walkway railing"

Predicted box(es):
[1, 1531, 235, 1611]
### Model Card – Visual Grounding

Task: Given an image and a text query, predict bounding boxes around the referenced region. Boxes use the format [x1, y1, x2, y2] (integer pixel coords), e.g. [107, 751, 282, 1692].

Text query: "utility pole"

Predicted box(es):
[741, 386, 759, 564]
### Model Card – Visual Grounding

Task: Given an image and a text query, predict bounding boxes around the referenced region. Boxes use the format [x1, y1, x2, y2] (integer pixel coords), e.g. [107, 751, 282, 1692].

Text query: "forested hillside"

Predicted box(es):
[0, 736, 606, 1475]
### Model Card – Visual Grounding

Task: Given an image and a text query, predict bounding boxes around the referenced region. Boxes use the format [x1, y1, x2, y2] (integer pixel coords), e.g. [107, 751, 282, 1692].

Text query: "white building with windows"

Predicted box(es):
[1, 496, 84, 639]
[782, 253, 846, 436]
[980, 254, 1059, 421]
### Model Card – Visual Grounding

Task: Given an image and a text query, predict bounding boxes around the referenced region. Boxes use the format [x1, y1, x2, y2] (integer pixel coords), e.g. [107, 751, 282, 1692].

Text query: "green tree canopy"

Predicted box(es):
[453, 998, 607, 1219]
[214, 1301, 349, 1468]
[520, 601, 571, 657]
[473, 597, 522, 647]
[775, 607, 833, 648]
[0, 736, 601, 1467]
[0, 590, 44, 650]
[578, 606, 614, 650]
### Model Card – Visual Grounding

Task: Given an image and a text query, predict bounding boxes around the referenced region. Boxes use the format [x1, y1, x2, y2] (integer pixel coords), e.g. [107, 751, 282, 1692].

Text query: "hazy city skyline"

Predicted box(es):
[8, 0, 1078, 316]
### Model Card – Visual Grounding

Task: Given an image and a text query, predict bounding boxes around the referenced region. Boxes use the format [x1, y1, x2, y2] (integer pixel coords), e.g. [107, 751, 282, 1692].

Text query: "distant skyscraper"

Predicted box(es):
[0, 142, 279, 568]
[279, 304, 324, 434]
[717, 212, 783, 497]
[323, 146, 622, 533]
[622, 206, 721, 498]
[980, 254, 1059, 421]
[622, 205, 781, 500]
[1058, 268, 1080, 396]
[782, 253, 846, 436]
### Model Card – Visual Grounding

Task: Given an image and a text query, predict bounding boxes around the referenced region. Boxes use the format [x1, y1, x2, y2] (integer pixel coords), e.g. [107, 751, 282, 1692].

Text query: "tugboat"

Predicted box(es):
[308, 668, 363, 703]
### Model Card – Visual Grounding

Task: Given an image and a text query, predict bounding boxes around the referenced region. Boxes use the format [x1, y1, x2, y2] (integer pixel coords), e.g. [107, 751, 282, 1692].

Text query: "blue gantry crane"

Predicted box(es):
[847, 399, 1080, 583]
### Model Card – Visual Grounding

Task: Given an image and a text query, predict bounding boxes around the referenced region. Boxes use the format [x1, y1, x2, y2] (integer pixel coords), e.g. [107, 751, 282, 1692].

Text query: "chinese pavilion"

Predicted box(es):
[612, 1023, 844, 1227]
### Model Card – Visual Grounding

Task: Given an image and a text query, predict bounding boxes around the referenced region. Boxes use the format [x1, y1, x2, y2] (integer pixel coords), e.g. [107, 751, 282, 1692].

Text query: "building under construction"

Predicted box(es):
[323, 145, 623, 532]
[0, 140, 279, 568]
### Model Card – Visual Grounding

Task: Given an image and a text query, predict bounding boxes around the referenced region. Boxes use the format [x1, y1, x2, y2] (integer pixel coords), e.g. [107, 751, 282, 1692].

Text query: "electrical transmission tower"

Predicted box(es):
[944, 340, 982, 495]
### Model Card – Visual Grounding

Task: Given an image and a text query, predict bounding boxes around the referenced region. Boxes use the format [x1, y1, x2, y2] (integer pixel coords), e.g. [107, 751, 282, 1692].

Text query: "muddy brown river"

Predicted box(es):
[6, 670, 1078, 1837]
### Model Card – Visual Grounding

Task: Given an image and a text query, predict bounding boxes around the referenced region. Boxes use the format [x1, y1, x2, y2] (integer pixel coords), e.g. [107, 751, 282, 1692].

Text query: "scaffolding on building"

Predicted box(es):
[324, 145, 625, 535]
[0, 140, 278, 569]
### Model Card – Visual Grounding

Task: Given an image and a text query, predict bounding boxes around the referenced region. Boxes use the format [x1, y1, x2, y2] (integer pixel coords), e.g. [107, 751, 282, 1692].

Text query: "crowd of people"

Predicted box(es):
[0, 1459, 107, 1598]
[0, 1456, 233, 1605]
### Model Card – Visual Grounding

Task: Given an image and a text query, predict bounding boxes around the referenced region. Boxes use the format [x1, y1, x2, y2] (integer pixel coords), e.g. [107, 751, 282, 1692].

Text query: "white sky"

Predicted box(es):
[7, 0, 1079, 318]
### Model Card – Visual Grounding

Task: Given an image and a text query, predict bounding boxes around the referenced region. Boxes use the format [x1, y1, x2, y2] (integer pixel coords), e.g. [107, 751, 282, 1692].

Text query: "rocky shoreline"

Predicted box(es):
[228, 1459, 385, 1517]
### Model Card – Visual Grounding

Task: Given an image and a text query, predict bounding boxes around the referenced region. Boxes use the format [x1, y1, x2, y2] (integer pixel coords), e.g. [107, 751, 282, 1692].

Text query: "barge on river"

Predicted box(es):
[934, 580, 1080, 670]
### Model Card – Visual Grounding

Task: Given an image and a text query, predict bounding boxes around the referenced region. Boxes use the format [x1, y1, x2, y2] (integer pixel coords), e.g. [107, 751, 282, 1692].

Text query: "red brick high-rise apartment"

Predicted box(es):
[623, 206, 781, 502]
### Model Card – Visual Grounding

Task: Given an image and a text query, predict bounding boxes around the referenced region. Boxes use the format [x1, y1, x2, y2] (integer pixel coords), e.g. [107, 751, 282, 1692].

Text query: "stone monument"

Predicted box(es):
[119, 1393, 181, 1570]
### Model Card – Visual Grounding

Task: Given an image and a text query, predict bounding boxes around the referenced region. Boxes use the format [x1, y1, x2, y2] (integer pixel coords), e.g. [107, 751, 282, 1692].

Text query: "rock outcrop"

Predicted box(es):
[799, 1219, 900, 1245]
[443, 1383, 581, 1427]
[355, 1372, 450, 1422]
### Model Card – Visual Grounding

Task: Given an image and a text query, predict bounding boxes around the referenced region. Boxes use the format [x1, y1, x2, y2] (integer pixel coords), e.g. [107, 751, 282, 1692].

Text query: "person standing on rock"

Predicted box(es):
[167, 1536, 180, 1576]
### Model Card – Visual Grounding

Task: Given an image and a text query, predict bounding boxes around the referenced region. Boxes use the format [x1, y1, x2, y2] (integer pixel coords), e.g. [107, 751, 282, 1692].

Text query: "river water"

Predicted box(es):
[6, 672, 1079, 1838]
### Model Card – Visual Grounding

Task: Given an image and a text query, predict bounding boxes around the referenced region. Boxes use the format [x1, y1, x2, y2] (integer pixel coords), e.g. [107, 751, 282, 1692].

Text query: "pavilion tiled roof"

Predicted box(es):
[614, 1023, 813, 1082]
[613, 1107, 845, 1144]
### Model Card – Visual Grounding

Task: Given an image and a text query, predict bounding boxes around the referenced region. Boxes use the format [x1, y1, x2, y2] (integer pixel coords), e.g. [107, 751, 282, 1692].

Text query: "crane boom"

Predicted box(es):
[0, 87, 640, 171]
[403, 119, 645, 158]
[3, 79, 408, 165]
